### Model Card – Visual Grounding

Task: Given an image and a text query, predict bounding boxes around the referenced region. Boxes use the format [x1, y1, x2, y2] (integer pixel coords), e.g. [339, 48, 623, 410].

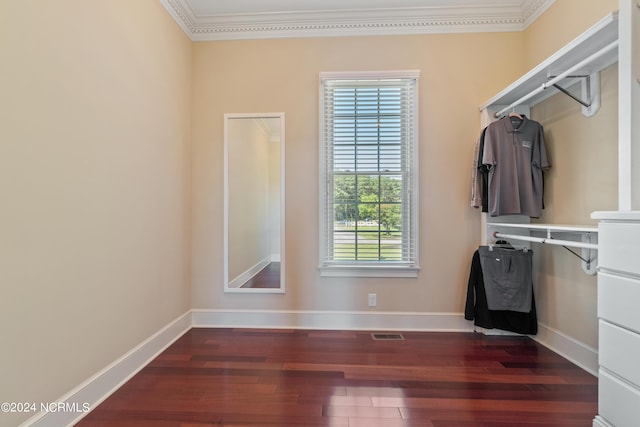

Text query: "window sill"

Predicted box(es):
[319, 264, 420, 278]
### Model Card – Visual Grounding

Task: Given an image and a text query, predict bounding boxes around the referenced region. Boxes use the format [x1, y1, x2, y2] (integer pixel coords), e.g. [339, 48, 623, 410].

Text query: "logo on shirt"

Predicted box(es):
[521, 140, 533, 149]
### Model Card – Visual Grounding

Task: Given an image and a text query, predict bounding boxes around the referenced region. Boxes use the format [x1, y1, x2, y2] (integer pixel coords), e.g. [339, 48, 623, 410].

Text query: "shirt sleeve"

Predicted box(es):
[533, 122, 550, 169]
[482, 123, 496, 170]
[471, 129, 486, 208]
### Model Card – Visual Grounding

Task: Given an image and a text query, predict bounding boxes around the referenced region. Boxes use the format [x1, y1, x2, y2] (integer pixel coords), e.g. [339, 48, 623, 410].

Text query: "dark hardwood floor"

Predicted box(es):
[241, 262, 280, 289]
[77, 328, 597, 426]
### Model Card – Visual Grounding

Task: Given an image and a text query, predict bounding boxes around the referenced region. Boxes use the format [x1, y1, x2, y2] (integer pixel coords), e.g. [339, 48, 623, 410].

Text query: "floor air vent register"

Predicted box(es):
[371, 333, 404, 340]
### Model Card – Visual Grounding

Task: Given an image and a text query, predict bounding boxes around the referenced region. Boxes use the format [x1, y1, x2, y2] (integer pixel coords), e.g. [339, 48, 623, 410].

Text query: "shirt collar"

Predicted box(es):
[502, 114, 528, 133]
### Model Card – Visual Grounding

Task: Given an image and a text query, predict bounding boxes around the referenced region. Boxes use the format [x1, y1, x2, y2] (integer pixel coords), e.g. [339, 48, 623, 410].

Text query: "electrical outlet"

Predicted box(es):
[368, 293, 377, 307]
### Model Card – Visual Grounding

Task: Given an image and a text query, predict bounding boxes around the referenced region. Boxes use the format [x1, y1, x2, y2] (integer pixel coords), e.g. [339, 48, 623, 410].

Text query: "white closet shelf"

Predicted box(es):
[480, 12, 619, 117]
[487, 222, 598, 274]
[488, 222, 598, 249]
[488, 223, 598, 234]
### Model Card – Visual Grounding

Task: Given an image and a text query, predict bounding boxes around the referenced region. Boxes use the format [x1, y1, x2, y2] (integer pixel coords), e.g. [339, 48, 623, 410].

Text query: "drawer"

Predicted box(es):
[599, 321, 640, 388]
[598, 222, 640, 275]
[599, 369, 640, 427]
[598, 272, 640, 334]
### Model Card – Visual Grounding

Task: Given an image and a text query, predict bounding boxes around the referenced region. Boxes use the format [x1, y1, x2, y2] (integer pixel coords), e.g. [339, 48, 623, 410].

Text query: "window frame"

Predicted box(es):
[319, 70, 420, 278]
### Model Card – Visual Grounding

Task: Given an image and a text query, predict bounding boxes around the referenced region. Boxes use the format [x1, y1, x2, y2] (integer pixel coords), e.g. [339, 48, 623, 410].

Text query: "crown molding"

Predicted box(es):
[522, 0, 556, 28]
[161, 0, 557, 41]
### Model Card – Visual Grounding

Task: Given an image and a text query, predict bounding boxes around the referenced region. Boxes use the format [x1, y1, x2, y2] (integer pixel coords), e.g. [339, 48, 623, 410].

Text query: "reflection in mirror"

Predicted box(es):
[224, 113, 285, 293]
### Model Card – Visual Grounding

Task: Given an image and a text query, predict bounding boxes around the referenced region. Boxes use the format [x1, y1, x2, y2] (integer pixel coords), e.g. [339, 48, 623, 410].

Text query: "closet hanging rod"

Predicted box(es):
[492, 232, 598, 250]
[493, 40, 619, 118]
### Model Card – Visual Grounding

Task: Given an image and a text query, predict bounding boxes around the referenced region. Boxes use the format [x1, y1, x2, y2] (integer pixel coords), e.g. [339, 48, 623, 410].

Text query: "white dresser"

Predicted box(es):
[592, 212, 640, 427]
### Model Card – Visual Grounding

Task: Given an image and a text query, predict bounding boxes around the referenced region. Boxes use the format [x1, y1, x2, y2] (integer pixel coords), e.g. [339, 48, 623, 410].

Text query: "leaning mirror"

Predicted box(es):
[224, 113, 285, 293]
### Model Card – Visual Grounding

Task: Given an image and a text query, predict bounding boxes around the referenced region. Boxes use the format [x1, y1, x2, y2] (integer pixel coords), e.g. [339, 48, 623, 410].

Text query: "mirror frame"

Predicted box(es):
[223, 113, 285, 294]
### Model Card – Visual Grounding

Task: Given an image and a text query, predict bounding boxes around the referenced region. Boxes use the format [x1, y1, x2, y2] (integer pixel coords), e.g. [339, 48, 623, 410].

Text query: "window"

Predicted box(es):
[319, 71, 419, 277]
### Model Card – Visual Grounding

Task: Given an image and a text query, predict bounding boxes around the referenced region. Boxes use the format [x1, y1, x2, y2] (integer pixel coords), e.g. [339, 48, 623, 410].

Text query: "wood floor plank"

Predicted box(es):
[77, 329, 598, 426]
[373, 396, 596, 413]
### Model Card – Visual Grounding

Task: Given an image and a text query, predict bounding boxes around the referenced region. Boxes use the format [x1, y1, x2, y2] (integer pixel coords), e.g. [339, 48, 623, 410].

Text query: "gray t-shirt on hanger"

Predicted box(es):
[482, 115, 550, 218]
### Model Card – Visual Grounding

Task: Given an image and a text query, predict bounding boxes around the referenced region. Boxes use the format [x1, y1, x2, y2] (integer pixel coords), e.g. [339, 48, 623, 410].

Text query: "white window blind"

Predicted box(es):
[319, 71, 419, 277]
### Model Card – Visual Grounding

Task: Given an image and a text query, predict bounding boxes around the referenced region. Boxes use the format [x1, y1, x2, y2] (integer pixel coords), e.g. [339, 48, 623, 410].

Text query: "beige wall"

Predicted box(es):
[524, 0, 619, 69]
[191, 32, 525, 311]
[523, 1, 620, 350]
[0, 1, 192, 425]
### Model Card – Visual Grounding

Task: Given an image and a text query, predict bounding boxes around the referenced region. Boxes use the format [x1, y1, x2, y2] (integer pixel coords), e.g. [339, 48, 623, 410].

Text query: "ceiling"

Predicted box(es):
[160, 0, 556, 41]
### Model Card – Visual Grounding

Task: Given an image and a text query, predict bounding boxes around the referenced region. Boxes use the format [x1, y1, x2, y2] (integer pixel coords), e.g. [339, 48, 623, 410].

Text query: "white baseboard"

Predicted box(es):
[21, 311, 192, 427]
[191, 309, 474, 332]
[531, 322, 599, 376]
[473, 326, 523, 336]
[593, 415, 612, 426]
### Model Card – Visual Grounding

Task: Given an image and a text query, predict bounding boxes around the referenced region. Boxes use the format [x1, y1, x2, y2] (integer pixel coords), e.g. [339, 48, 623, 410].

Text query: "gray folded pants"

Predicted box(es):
[478, 246, 533, 313]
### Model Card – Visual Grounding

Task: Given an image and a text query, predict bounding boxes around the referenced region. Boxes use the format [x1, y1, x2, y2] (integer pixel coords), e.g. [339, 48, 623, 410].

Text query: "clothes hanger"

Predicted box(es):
[507, 108, 523, 120]
[488, 239, 528, 252]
